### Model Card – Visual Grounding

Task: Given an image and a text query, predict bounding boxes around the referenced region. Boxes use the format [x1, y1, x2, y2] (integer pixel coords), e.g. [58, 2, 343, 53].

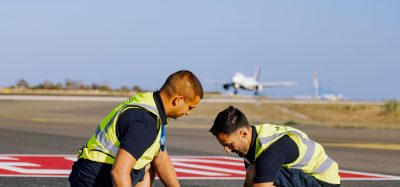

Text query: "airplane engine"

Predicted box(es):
[258, 84, 263, 91]
[254, 84, 263, 95]
[223, 84, 231, 90]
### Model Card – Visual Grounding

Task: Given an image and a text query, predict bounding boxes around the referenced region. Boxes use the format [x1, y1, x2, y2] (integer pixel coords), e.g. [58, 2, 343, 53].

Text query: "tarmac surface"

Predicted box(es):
[0, 95, 399, 186]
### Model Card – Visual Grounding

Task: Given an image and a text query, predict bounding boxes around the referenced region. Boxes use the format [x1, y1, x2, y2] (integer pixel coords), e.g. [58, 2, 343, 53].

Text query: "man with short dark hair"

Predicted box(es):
[69, 70, 203, 187]
[209, 106, 340, 187]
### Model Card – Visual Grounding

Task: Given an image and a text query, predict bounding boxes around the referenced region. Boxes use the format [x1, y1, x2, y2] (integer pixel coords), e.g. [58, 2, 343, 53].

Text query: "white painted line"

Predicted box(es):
[0, 154, 399, 181]
[340, 170, 400, 180]
[0, 162, 39, 167]
[0, 154, 76, 157]
[64, 157, 78, 162]
[175, 168, 228, 176]
[0, 156, 19, 160]
[172, 158, 244, 166]
[0, 95, 126, 102]
[174, 162, 245, 175]
[0, 174, 69, 178]
[172, 155, 244, 162]
[0, 162, 70, 175]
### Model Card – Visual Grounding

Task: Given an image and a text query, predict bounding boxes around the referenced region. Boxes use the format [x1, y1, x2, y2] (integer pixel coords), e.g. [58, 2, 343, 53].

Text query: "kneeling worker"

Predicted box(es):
[69, 70, 203, 187]
[209, 106, 340, 187]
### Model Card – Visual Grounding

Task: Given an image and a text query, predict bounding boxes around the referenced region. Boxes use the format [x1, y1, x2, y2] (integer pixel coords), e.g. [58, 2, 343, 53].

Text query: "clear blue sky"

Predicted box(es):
[1, 1, 399, 100]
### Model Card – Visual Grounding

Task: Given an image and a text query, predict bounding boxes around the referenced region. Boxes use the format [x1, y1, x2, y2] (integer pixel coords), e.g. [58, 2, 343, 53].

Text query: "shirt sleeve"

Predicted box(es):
[117, 108, 159, 160]
[253, 135, 299, 183]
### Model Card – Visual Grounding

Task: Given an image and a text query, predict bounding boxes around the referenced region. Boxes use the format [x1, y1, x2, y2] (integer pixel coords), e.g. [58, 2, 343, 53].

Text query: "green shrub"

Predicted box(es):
[284, 120, 300, 126]
[383, 100, 399, 115]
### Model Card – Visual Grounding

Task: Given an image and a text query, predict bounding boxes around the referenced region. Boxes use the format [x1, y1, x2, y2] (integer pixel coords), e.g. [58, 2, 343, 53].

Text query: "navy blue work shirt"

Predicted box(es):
[244, 126, 299, 183]
[69, 91, 168, 186]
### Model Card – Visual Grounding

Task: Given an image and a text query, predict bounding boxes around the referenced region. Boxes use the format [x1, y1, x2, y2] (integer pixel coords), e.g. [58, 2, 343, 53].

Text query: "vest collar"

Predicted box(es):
[153, 91, 168, 125]
[244, 125, 257, 162]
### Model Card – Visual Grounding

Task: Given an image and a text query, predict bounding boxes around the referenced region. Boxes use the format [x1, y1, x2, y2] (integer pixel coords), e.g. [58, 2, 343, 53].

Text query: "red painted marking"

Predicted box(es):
[0, 168, 19, 175]
[0, 155, 398, 180]
[340, 172, 381, 179]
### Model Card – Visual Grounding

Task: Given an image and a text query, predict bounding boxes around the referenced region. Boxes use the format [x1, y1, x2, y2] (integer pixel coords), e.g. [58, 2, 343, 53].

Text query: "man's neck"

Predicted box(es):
[248, 126, 253, 146]
[159, 91, 171, 115]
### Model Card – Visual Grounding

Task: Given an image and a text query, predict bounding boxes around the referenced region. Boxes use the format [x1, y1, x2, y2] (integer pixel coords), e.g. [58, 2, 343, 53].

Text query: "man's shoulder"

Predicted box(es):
[120, 107, 158, 122]
[257, 135, 299, 164]
[116, 107, 159, 138]
[268, 135, 298, 152]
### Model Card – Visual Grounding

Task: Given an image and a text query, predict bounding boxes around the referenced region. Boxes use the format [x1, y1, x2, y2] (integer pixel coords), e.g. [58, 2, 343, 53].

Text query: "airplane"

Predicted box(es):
[208, 66, 297, 96]
[311, 73, 344, 101]
[293, 73, 344, 101]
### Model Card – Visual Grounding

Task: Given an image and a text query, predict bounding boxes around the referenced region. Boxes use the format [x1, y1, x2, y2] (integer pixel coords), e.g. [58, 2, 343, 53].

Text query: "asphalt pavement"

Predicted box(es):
[0, 97, 399, 186]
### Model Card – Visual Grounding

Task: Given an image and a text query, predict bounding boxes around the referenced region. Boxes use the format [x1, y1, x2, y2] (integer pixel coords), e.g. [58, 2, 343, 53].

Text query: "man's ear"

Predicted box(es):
[172, 95, 184, 106]
[240, 129, 248, 138]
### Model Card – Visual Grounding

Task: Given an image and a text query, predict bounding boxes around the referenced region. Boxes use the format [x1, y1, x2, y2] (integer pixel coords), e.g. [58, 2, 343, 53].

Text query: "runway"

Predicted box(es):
[0, 96, 399, 186]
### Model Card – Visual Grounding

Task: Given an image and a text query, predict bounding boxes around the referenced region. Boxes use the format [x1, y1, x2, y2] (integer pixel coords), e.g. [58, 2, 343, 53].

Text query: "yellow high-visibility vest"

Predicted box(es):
[254, 124, 340, 185]
[78, 92, 164, 170]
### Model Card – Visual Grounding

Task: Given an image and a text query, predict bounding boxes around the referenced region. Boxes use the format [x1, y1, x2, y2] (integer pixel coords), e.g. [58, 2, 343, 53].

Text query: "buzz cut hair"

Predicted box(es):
[209, 106, 250, 136]
[160, 70, 203, 101]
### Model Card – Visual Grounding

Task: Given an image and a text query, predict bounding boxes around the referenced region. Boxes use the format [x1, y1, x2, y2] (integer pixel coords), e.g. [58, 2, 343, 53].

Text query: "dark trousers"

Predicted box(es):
[69, 158, 145, 187]
[274, 167, 340, 187]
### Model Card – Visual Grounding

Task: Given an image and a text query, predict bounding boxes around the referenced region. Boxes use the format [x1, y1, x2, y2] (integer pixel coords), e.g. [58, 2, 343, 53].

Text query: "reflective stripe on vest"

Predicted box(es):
[94, 103, 159, 157]
[77, 92, 164, 170]
[255, 124, 340, 184]
[314, 157, 335, 173]
[256, 124, 335, 174]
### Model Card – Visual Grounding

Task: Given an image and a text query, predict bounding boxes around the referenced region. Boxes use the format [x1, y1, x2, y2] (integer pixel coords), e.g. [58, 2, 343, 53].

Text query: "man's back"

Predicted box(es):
[69, 92, 166, 186]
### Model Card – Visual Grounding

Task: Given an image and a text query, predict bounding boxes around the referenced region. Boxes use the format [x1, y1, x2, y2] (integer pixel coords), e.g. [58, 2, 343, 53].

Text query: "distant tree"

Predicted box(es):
[91, 82, 111, 91]
[99, 83, 111, 91]
[132, 85, 142, 92]
[33, 80, 63, 90]
[39, 80, 53, 89]
[53, 83, 63, 90]
[65, 79, 83, 90]
[65, 79, 74, 90]
[78, 83, 90, 90]
[91, 83, 100, 90]
[120, 86, 130, 91]
[16, 79, 29, 88]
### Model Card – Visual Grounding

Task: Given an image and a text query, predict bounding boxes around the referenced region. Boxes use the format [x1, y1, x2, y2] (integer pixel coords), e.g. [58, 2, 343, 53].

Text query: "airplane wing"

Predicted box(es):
[204, 79, 234, 90]
[260, 81, 297, 87]
[204, 79, 229, 85]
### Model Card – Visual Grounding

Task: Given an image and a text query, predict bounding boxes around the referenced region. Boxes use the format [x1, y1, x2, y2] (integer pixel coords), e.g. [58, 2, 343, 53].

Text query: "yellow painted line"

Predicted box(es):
[0, 115, 35, 121]
[0, 114, 208, 128]
[167, 124, 211, 129]
[32, 118, 49, 123]
[0, 115, 97, 123]
[323, 143, 400, 151]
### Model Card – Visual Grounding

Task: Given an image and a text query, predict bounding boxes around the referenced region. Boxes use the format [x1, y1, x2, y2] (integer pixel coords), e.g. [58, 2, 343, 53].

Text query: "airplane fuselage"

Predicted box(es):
[232, 73, 260, 90]
[212, 66, 296, 95]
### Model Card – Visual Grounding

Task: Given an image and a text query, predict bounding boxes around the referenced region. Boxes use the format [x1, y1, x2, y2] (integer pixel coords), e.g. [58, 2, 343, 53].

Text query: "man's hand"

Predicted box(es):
[253, 182, 275, 187]
[244, 164, 275, 187]
[111, 148, 137, 187]
[244, 164, 255, 187]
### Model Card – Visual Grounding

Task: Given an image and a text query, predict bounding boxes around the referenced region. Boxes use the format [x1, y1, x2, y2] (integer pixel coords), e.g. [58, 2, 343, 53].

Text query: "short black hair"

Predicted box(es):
[160, 70, 203, 101]
[209, 106, 250, 136]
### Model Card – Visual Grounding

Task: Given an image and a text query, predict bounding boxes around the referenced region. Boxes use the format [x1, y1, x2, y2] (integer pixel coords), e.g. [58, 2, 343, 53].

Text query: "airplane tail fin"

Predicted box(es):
[253, 65, 261, 81]
[313, 72, 320, 98]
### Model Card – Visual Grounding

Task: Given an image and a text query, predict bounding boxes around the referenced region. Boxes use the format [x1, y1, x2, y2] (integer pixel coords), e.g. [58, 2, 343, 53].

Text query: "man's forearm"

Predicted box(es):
[112, 148, 137, 187]
[153, 151, 180, 187]
[111, 168, 132, 187]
